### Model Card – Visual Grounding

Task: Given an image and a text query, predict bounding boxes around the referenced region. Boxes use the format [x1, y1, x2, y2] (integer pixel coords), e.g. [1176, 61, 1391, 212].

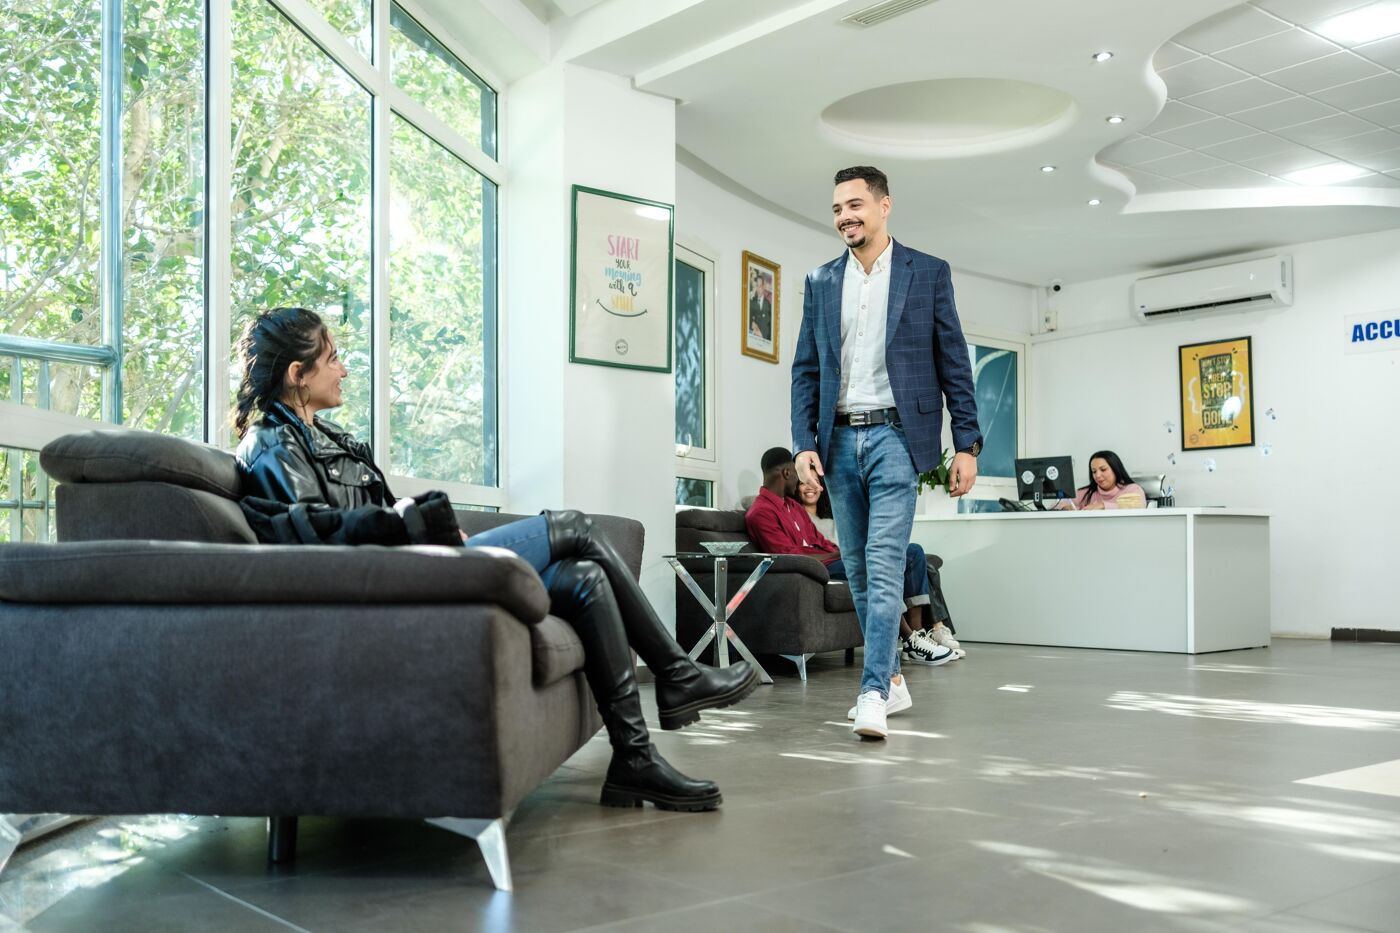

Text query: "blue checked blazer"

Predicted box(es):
[790, 240, 981, 475]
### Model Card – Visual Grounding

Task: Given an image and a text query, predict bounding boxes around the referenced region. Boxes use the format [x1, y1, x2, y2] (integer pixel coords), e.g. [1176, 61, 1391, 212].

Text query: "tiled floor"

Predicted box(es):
[4, 639, 1400, 932]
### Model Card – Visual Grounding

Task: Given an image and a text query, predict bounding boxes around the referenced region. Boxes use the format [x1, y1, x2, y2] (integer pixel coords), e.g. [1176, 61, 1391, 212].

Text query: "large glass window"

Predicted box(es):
[390, 3, 496, 158]
[0, 0, 104, 420]
[674, 244, 716, 479]
[676, 477, 713, 508]
[230, 0, 372, 441]
[121, 0, 205, 437]
[1, 0, 501, 505]
[389, 114, 496, 486]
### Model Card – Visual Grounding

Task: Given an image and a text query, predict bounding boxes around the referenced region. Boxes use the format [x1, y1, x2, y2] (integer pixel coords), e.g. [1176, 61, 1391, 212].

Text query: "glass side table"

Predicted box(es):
[663, 551, 776, 685]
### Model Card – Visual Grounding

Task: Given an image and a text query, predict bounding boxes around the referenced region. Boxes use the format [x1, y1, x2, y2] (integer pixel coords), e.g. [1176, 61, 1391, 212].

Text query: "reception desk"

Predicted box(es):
[911, 509, 1270, 654]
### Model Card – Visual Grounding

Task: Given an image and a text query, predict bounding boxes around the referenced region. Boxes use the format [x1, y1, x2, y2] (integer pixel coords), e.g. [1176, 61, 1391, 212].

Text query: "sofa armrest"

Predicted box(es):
[0, 540, 549, 623]
[673, 553, 830, 584]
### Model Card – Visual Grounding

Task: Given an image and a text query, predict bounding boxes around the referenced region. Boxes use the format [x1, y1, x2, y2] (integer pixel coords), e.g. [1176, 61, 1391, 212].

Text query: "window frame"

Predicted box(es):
[673, 241, 718, 478]
[951, 326, 1029, 503]
[1, 0, 507, 511]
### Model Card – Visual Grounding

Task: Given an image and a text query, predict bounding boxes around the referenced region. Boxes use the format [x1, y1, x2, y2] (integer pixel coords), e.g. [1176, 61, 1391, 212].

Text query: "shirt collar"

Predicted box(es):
[757, 487, 794, 509]
[847, 236, 894, 277]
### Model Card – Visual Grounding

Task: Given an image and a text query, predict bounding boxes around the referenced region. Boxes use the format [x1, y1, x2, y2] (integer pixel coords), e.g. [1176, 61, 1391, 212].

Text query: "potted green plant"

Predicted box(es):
[916, 447, 953, 497]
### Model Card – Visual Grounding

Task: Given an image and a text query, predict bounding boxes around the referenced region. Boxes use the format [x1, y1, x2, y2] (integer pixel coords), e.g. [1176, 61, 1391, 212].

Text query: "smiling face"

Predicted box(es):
[832, 178, 890, 251]
[1090, 457, 1118, 492]
[287, 330, 346, 417]
[798, 482, 822, 509]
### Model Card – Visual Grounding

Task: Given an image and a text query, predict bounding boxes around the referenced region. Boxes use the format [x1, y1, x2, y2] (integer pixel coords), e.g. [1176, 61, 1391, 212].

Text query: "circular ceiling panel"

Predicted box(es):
[819, 78, 1077, 157]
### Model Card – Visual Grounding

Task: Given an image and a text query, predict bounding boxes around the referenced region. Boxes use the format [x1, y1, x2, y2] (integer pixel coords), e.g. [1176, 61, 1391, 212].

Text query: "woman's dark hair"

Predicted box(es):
[232, 307, 328, 435]
[815, 486, 833, 520]
[1079, 449, 1135, 505]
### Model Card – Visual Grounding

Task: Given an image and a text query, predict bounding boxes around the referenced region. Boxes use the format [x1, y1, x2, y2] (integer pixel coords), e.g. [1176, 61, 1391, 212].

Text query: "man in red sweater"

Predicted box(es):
[744, 448, 954, 673]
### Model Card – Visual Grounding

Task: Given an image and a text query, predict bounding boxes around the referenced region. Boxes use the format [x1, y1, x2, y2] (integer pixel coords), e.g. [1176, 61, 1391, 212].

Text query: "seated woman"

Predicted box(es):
[233, 307, 758, 813]
[1057, 450, 1146, 510]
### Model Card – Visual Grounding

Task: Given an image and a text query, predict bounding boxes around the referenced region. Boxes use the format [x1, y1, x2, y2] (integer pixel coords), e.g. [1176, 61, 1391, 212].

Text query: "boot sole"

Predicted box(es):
[600, 783, 723, 811]
[657, 666, 761, 731]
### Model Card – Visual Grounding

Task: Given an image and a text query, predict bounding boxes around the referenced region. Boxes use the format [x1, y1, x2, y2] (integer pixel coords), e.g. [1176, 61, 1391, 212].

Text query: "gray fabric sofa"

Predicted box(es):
[0, 429, 643, 890]
[675, 508, 860, 680]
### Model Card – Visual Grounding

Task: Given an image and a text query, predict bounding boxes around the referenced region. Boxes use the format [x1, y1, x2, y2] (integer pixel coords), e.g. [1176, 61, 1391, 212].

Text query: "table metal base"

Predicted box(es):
[666, 555, 775, 685]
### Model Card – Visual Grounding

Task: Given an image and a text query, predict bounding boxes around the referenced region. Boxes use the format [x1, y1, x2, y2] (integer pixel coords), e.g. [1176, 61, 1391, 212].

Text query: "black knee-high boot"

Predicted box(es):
[544, 510, 760, 730]
[547, 559, 722, 811]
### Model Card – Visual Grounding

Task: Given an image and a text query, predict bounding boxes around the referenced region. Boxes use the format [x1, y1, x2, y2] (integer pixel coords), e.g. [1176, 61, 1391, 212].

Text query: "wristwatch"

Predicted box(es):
[959, 440, 983, 458]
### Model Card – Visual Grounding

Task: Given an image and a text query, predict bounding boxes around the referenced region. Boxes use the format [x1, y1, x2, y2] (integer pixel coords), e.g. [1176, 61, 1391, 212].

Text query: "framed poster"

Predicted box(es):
[1179, 336, 1255, 451]
[569, 185, 674, 372]
[741, 250, 780, 364]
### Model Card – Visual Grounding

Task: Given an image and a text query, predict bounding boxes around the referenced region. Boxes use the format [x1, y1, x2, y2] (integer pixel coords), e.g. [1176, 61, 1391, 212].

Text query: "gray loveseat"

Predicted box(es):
[675, 508, 860, 680]
[0, 429, 643, 890]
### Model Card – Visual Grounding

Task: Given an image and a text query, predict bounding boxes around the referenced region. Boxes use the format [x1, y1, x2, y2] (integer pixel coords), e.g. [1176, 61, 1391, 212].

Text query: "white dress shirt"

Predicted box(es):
[836, 237, 896, 413]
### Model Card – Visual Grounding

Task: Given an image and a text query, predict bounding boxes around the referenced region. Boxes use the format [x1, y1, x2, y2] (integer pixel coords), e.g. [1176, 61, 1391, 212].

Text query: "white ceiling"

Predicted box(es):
[541, 0, 1400, 284]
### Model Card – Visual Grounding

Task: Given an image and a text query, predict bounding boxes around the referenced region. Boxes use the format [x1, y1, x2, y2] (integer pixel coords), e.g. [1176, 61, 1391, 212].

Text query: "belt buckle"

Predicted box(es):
[848, 411, 870, 426]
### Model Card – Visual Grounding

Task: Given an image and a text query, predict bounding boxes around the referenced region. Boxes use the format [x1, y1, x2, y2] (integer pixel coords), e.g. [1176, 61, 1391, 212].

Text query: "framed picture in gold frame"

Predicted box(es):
[740, 250, 780, 364]
[1179, 336, 1255, 451]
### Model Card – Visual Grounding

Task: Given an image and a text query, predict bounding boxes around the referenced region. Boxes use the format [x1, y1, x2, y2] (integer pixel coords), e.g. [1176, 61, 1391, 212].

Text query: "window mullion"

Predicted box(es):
[265, 0, 386, 96]
[100, 0, 123, 424]
[206, 0, 234, 446]
[371, 0, 391, 464]
[387, 91, 501, 184]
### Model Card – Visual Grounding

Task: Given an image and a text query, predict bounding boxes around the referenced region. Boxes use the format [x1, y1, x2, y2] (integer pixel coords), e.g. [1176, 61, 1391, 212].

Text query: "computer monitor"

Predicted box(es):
[1015, 456, 1076, 509]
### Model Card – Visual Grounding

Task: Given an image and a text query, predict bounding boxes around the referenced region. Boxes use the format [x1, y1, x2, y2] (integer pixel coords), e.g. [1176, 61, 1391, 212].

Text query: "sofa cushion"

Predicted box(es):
[41, 430, 242, 499]
[0, 540, 550, 623]
[676, 508, 747, 534]
[824, 580, 854, 613]
[56, 482, 258, 544]
[530, 616, 586, 687]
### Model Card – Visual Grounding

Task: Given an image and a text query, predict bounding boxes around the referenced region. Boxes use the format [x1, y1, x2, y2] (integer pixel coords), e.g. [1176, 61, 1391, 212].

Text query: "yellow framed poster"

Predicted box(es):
[1179, 336, 1254, 451]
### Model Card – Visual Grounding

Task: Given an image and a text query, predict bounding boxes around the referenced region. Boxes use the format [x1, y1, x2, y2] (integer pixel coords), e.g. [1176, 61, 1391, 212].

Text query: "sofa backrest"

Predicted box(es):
[42, 430, 257, 544]
[675, 507, 750, 553]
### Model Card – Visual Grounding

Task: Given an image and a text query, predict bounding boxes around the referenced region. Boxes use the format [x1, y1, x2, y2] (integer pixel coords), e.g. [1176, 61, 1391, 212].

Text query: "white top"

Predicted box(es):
[837, 237, 896, 413]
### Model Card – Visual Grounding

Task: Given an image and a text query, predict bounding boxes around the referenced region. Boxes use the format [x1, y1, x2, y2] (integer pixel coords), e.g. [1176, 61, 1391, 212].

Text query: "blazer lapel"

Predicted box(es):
[886, 240, 913, 350]
[825, 253, 847, 365]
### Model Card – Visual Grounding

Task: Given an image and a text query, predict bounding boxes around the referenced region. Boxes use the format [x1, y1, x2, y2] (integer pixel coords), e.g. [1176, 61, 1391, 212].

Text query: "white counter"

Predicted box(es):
[911, 508, 1270, 654]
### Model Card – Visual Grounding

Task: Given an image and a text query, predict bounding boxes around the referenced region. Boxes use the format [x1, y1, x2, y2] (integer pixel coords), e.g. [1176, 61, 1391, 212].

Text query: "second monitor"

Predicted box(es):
[1016, 455, 1076, 508]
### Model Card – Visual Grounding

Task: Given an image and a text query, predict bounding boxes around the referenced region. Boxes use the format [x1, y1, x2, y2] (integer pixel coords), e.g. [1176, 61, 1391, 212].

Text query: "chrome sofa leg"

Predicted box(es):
[426, 816, 512, 891]
[779, 653, 813, 682]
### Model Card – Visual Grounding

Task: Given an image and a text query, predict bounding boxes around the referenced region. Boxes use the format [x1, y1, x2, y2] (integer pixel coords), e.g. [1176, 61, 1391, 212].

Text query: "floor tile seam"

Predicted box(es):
[177, 872, 314, 932]
[1261, 904, 1395, 933]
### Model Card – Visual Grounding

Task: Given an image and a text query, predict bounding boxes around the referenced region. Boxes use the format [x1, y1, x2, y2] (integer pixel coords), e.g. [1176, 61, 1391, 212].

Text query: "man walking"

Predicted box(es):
[791, 166, 981, 739]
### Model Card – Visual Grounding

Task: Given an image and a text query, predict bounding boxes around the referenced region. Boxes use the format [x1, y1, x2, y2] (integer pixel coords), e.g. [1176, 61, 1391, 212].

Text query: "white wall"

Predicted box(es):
[506, 64, 678, 626]
[674, 163, 1036, 510]
[1031, 227, 1400, 637]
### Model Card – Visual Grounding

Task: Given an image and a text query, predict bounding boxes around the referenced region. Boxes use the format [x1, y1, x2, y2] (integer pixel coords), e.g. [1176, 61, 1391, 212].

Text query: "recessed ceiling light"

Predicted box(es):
[1106, 115, 1125, 124]
[1041, 165, 1056, 173]
[1088, 198, 1101, 206]
[1092, 51, 1114, 63]
[1285, 162, 1372, 185]
[1314, 2, 1400, 45]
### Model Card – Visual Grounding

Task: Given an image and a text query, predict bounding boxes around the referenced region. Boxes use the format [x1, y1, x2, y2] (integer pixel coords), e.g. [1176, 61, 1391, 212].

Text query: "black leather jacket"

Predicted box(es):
[236, 401, 393, 510]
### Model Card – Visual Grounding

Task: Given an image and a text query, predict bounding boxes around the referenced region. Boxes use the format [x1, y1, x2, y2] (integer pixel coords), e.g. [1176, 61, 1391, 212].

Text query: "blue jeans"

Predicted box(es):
[825, 423, 919, 699]
[462, 514, 560, 587]
[826, 541, 930, 613]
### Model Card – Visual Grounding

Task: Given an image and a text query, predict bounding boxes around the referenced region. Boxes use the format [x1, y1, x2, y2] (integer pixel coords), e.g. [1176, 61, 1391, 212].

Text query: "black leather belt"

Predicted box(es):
[835, 407, 900, 427]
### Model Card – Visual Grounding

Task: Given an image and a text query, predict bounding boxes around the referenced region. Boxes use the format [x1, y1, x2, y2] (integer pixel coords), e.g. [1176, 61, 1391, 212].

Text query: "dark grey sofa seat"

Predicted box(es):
[0, 429, 643, 890]
[675, 508, 861, 680]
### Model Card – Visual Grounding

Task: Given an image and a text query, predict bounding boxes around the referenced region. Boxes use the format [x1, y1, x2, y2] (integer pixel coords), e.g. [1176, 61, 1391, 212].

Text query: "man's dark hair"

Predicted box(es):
[834, 166, 889, 198]
[760, 446, 793, 476]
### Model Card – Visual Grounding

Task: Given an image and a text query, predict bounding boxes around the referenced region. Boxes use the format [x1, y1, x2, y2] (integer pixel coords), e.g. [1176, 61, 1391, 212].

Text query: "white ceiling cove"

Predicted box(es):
[521, 0, 1400, 283]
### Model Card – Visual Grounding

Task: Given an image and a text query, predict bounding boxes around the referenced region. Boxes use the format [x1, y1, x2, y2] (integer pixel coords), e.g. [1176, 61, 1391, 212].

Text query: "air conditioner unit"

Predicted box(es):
[1132, 255, 1292, 323]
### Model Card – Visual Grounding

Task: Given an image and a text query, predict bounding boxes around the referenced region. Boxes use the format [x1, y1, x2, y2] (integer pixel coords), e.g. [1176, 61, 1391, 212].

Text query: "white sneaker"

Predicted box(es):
[903, 630, 956, 666]
[852, 690, 888, 739]
[847, 678, 911, 720]
[928, 624, 965, 658]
